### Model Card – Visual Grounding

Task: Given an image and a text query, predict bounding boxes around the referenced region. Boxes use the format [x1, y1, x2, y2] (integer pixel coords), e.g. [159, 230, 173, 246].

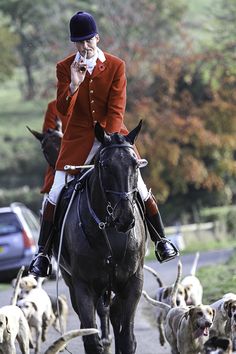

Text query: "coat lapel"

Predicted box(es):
[91, 59, 107, 78]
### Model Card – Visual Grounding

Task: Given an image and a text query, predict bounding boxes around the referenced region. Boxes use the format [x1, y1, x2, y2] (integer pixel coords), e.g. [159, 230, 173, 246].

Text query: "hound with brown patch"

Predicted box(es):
[210, 293, 236, 340]
[144, 261, 187, 346]
[143, 290, 215, 354]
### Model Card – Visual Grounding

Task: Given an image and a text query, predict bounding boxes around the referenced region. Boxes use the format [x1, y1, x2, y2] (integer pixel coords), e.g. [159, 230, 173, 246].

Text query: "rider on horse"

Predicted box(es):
[29, 11, 178, 278]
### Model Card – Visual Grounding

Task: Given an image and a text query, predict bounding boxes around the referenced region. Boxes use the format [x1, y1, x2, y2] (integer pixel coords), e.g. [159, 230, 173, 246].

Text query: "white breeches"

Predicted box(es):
[48, 140, 149, 205]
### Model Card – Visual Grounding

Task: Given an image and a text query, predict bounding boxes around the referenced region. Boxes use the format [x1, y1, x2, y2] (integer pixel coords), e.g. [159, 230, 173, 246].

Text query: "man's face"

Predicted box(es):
[75, 34, 100, 59]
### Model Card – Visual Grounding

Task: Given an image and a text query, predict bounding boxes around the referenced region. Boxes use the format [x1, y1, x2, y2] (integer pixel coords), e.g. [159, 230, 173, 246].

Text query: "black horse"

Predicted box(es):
[52, 121, 146, 354]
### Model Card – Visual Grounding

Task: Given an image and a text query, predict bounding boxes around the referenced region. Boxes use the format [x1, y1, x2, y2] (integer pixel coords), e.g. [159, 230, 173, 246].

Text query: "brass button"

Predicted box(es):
[90, 79, 93, 83]
[92, 110, 95, 113]
[90, 90, 94, 93]
[91, 100, 94, 104]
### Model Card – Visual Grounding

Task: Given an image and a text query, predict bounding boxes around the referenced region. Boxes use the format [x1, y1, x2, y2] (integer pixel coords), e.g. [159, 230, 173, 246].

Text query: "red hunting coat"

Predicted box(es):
[55, 51, 128, 173]
[41, 100, 67, 193]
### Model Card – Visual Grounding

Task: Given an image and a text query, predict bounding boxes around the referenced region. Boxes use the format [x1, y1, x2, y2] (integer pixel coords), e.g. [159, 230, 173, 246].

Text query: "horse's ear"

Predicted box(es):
[126, 120, 143, 145]
[26, 126, 44, 142]
[94, 122, 111, 144]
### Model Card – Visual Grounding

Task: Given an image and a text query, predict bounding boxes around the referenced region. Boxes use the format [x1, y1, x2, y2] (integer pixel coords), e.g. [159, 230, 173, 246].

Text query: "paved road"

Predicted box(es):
[0, 248, 234, 353]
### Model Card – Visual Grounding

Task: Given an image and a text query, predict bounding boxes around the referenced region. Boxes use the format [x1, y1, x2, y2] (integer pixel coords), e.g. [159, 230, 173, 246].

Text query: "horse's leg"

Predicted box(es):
[110, 274, 143, 354]
[73, 282, 104, 354]
[97, 296, 112, 350]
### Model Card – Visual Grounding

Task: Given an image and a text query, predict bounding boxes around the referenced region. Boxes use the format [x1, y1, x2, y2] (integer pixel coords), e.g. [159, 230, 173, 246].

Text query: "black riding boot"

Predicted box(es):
[29, 201, 55, 277]
[145, 195, 179, 263]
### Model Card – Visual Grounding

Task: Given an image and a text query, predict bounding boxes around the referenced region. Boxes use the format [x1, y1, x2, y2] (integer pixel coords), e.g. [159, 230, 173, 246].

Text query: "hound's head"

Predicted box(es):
[187, 305, 215, 339]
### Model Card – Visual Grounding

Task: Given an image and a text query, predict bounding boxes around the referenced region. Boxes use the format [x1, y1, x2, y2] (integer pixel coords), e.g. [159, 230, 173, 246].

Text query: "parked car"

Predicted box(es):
[0, 202, 40, 281]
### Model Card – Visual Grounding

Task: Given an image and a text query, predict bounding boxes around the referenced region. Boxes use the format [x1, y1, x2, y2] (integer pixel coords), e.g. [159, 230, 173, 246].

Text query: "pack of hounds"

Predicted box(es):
[0, 267, 98, 354]
[1, 253, 235, 353]
[143, 252, 235, 354]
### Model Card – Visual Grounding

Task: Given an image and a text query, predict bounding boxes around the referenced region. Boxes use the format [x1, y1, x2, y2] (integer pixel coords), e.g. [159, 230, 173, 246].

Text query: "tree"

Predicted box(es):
[0, 18, 19, 81]
[0, 0, 88, 99]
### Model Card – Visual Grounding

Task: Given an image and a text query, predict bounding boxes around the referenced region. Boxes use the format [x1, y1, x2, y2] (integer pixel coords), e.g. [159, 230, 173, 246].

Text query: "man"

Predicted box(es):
[29, 11, 178, 277]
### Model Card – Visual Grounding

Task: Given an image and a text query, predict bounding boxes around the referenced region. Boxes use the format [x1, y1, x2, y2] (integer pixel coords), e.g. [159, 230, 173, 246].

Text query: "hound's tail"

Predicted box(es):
[142, 290, 171, 321]
[11, 266, 25, 306]
[190, 252, 200, 276]
[143, 264, 164, 287]
[44, 328, 99, 354]
[170, 260, 182, 308]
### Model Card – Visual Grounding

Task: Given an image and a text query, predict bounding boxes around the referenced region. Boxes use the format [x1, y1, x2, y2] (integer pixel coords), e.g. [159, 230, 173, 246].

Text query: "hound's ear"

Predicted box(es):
[31, 302, 38, 312]
[94, 122, 111, 145]
[187, 307, 195, 318]
[224, 299, 233, 317]
[163, 287, 171, 300]
[126, 120, 142, 145]
[5, 316, 11, 334]
[227, 302, 233, 318]
[212, 308, 216, 320]
[184, 288, 188, 302]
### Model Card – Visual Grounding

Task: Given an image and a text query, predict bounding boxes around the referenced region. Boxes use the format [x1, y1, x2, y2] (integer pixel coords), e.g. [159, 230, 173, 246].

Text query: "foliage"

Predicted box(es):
[0, 16, 19, 81]
[0, 187, 42, 215]
[125, 42, 236, 223]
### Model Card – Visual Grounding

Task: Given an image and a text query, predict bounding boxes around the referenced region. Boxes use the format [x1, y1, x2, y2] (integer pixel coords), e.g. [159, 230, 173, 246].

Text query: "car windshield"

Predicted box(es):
[0, 212, 22, 236]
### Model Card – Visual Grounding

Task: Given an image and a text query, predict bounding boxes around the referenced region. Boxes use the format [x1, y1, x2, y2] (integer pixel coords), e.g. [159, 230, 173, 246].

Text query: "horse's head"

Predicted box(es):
[94, 121, 143, 233]
[27, 120, 63, 168]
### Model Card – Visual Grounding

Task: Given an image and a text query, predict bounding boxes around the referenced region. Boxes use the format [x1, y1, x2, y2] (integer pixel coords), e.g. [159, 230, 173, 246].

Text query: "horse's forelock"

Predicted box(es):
[111, 133, 126, 145]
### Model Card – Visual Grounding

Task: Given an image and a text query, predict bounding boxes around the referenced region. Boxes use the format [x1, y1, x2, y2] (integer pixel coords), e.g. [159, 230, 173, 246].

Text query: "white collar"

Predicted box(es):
[74, 48, 106, 74]
[74, 47, 106, 64]
[97, 48, 106, 63]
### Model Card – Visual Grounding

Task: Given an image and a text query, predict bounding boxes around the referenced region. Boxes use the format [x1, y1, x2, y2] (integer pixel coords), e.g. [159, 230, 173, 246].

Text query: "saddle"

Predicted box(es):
[53, 168, 93, 231]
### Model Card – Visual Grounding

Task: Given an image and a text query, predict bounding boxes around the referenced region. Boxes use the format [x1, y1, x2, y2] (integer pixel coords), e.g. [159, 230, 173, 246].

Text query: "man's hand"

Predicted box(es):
[70, 58, 87, 93]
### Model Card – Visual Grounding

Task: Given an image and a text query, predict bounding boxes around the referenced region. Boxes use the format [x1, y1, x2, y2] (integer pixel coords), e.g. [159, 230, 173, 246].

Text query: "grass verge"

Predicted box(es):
[198, 251, 236, 304]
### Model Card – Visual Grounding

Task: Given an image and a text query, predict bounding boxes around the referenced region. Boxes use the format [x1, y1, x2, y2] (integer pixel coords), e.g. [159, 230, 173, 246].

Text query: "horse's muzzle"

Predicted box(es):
[115, 217, 135, 233]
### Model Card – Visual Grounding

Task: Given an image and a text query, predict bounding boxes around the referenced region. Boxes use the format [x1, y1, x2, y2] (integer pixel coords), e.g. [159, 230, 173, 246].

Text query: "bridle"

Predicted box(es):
[86, 143, 138, 230]
[98, 143, 138, 227]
